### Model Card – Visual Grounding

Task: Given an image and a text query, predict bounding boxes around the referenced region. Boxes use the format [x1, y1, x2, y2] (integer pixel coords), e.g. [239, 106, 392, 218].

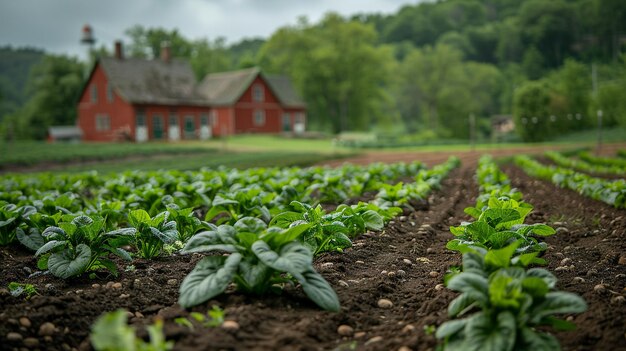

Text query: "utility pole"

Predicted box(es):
[469, 113, 476, 151]
[597, 110, 603, 154]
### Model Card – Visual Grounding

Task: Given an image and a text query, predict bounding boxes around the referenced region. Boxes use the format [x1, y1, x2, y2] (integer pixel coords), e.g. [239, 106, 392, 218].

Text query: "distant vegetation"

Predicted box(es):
[1, 0, 625, 142]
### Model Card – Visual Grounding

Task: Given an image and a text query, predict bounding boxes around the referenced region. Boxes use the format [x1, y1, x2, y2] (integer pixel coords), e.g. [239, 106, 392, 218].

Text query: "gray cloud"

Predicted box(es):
[0, 0, 414, 59]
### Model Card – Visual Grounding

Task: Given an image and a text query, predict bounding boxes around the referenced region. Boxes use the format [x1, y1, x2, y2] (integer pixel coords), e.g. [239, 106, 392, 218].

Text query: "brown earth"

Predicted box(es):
[0, 150, 625, 351]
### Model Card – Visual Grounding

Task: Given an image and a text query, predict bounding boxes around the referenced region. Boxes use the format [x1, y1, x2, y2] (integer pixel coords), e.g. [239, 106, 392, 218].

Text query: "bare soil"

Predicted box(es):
[1, 151, 625, 351]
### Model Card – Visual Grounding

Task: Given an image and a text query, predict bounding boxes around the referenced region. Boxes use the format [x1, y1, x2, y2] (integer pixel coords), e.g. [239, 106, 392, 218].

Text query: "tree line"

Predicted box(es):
[1, 0, 625, 141]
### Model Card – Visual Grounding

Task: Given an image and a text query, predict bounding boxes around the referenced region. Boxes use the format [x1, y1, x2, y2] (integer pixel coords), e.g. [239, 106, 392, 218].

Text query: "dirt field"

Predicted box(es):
[1, 147, 625, 351]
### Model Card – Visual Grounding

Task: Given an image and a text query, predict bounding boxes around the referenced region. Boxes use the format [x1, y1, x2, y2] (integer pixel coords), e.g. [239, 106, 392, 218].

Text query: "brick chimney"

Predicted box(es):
[114, 41, 123, 59]
[161, 41, 171, 63]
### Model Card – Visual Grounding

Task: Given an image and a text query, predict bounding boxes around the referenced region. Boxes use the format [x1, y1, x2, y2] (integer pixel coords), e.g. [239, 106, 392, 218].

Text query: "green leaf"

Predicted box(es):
[447, 272, 489, 305]
[35, 240, 66, 256]
[487, 231, 517, 249]
[234, 217, 267, 234]
[17, 227, 45, 251]
[464, 207, 482, 219]
[48, 244, 91, 278]
[252, 241, 312, 274]
[448, 293, 476, 317]
[265, 222, 312, 248]
[178, 253, 241, 308]
[238, 260, 271, 294]
[293, 269, 340, 312]
[129, 209, 151, 227]
[526, 268, 557, 289]
[361, 210, 384, 230]
[519, 327, 560, 350]
[436, 318, 468, 339]
[527, 224, 556, 236]
[182, 230, 237, 254]
[269, 211, 303, 228]
[90, 309, 135, 351]
[462, 252, 486, 275]
[484, 241, 520, 269]
[466, 221, 495, 242]
[465, 311, 516, 351]
[530, 292, 587, 323]
[521, 277, 549, 297]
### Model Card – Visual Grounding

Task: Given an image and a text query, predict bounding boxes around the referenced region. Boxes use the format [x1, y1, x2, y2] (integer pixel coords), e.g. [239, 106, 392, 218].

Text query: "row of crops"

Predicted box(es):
[0, 157, 459, 313]
[514, 150, 626, 208]
[436, 156, 588, 350]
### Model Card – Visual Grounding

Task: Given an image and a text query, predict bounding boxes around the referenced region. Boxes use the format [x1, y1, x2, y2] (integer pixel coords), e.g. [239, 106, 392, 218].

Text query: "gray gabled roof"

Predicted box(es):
[197, 67, 306, 108]
[265, 75, 306, 108]
[100, 57, 208, 106]
[196, 67, 260, 105]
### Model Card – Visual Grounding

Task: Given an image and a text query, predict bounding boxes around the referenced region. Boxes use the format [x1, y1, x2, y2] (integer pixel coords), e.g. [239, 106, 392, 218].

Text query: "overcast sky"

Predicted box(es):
[0, 0, 418, 60]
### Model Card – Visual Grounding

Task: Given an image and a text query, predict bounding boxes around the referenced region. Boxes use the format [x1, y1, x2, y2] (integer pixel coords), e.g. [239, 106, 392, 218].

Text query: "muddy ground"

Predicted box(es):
[1, 155, 625, 351]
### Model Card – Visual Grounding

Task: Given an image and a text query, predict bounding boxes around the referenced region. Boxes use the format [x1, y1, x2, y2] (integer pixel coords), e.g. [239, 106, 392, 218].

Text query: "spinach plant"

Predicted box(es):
[35, 215, 133, 278]
[437, 263, 587, 351]
[126, 210, 179, 259]
[179, 217, 340, 312]
[0, 203, 36, 245]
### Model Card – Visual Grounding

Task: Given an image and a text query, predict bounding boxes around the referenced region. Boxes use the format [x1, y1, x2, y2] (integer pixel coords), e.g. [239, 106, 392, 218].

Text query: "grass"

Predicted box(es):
[46, 151, 351, 174]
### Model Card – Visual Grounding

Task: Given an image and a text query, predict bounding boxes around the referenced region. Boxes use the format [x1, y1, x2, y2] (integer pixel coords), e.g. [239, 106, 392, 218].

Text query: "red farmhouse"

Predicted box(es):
[77, 44, 306, 142]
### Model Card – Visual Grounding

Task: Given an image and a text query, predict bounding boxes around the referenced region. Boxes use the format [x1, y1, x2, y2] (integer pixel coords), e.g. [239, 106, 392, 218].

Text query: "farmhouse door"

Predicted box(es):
[135, 113, 148, 142]
[184, 115, 195, 139]
[168, 114, 180, 141]
[282, 113, 291, 132]
[153, 115, 164, 140]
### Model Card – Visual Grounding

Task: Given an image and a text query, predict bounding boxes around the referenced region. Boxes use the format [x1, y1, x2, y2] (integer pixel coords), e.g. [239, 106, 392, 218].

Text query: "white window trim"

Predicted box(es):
[95, 114, 110, 131]
[91, 85, 98, 103]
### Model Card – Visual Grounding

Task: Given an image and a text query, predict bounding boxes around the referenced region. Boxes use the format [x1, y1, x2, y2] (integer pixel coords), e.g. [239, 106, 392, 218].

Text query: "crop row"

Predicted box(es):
[578, 151, 626, 169]
[544, 151, 625, 176]
[2, 157, 460, 312]
[436, 155, 587, 351]
[514, 155, 626, 208]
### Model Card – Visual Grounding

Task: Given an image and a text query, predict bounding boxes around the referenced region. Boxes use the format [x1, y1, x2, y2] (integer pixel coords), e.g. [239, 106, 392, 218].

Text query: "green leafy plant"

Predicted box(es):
[174, 305, 224, 329]
[205, 188, 271, 225]
[0, 203, 36, 245]
[165, 205, 213, 243]
[8, 282, 38, 299]
[91, 309, 174, 351]
[35, 215, 133, 278]
[179, 217, 340, 312]
[126, 210, 178, 259]
[436, 264, 587, 351]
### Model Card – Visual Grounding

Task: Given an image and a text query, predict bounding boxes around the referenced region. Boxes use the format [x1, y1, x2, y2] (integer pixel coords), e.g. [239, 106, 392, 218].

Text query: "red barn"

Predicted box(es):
[77, 43, 306, 142]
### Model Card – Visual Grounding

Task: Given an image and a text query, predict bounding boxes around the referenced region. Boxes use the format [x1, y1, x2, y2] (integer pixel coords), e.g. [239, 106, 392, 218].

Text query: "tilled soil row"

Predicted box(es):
[503, 165, 626, 351]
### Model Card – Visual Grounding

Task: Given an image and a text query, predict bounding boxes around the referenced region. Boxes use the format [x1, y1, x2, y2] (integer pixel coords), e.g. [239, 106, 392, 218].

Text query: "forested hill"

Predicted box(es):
[355, 0, 624, 67]
[0, 47, 44, 120]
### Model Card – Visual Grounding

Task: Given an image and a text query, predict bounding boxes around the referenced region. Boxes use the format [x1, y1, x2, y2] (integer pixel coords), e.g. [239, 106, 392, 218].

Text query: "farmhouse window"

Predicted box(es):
[91, 85, 97, 102]
[169, 114, 178, 127]
[295, 112, 305, 125]
[254, 110, 265, 126]
[200, 113, 209, 126]
[253, 84, 264, 102]
[95, 114, 110, 131]
[106, 84, 113, 102]
[136, 111, 146, 126]
[184, 115, 195, 138]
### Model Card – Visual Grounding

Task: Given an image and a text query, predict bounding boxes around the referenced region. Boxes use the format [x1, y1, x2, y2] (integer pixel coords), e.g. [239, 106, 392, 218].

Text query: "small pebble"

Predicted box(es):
[426, 248, 435, 254]
[554, 252, 565, 259]
[435, 284, 445, 291]
[429, 271, 439, 278]
[556, 227, 569, 234]
[105, 281, 115, 289]
[0, 288, 9, 296]
[355, 260, 365, 264]
[555, 266, 569, 272]
[586, 269, 598, 277]
[23, 337, 39, 348]
[337, 324, 354, 336]
[91, 284, 101, 289]
[618, 257, 626, 266]
[560, 258, 572, 266]
[22, 267, 32, 275]
[38, 322, 55, 336]
[397, 269, 406, 276]
[75, 290, 83, 294]
[402, 259, 412, 265]
[111, 282, 122, 289]
[553, 221, 564, 226]
[6, 332, 23, 341]
[566, 316, 574, 322]
[381, 270, 388, 275]
[398, 347, 412, 351]
[402, 324, 416, 333]
[594, 284, 606, 294]
[572, 277, 585, 283]
[611, 296, 625, 305]
[365, 336, 384, 345]
[222, 320, 240, 331]
[45, 284, 54, 291]
[135, 312, 144, 318]
[19, 317, 31, 328]
[166, 279, 177, 286]
[377, 299, 393, 308]
[387, 271, 396, 278]
[119, 294, 130, 299]
[354, 332, 366, 339]
[338, 280, 349, 288]
[320, 262, 334, 269]
[399, 216, 407, 222]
